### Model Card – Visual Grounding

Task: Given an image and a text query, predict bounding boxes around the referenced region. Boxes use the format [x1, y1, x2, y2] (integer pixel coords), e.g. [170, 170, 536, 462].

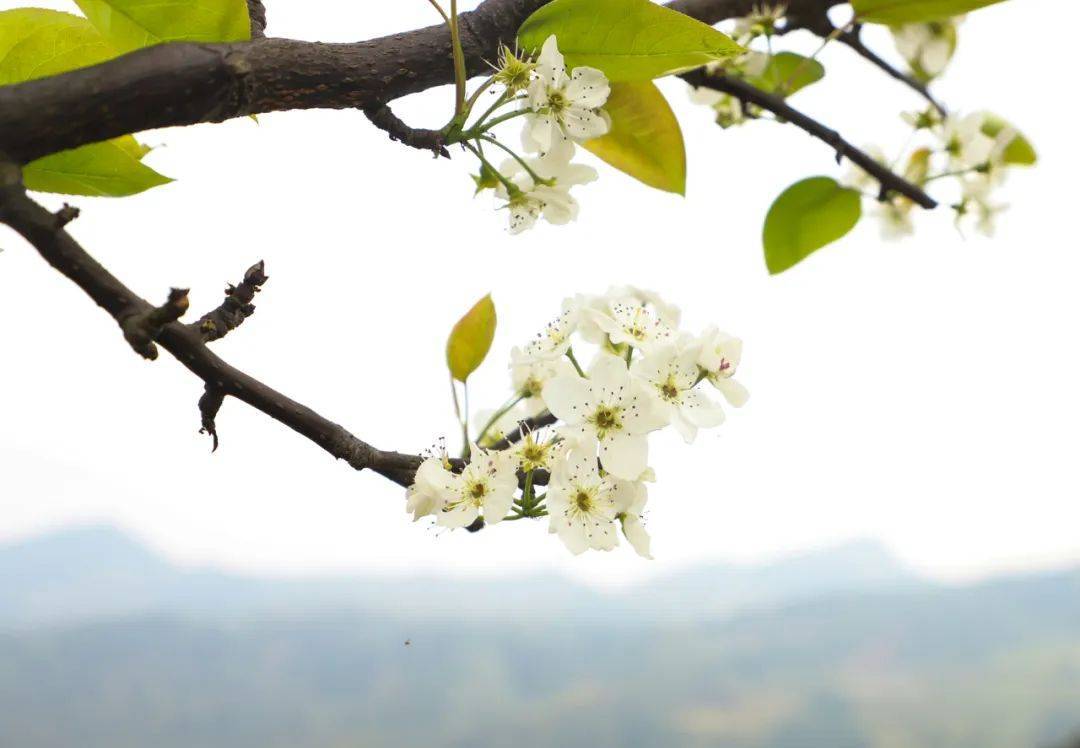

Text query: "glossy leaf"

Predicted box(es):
[746, 52, 825, 97]
[763, 177, 862, 275]
[447, 295, 497, 383]
[518, 0, 743, 82]
[0, 9, 170, 197]
[583, 81, 686, 195]
[75, 0, 251, 53]
[23, 139, 173, 197]
[980, 113, 1037, 166]
[852, 0, 1006, 24]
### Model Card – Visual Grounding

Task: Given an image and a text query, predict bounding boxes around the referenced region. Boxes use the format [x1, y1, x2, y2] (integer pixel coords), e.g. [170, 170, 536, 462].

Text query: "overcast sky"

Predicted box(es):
[1, 0, 1076, 587]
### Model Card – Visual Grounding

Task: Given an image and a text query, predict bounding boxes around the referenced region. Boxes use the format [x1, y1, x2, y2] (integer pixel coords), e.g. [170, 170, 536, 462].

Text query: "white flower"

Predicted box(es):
[695, 327, 750, 408]
[523, 35, 610, 154]
[841, 145, 888, 193]
[690, 87, 747, 129]
[590, 299, 677, 355]
[510, 347, 575, 415]
[546, 449, 618, 554]
[957, 176, 1007, 237]
[874, 199, 916, 240]
[436, 445, 518, 529]
[605, 286, 681, 329]
[543, 355, 665, 480]
[732, 3, 786, 39]
[938, 113, 995, 170]
[633, 345, 725, 443]
[475, 403, 528, 448]
[892, 23, 954, 77]
[901, 107, 943, 131]
[511, 428, 563, 473]
[497, 141, 598, 233]
[405, 452, 456, 522]
[611, 477, 653, 559]
[520, 298, 580, 360]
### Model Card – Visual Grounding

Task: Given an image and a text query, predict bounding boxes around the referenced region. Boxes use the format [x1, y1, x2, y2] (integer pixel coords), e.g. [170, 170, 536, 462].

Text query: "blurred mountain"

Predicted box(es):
[2, 526, 1078, 748]
[0, 525, 920, 627]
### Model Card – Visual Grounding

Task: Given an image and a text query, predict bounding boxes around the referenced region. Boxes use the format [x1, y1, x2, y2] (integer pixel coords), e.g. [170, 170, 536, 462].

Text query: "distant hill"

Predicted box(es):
[0, 525, 921, 628]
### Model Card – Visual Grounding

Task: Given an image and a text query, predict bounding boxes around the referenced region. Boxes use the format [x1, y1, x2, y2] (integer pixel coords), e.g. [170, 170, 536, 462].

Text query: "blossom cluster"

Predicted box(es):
[456, 36, 612, 233]
[406, 288, 748, 558]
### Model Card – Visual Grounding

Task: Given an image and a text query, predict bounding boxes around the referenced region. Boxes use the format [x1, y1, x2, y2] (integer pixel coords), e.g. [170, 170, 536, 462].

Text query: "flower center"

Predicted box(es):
[589, 405, 622, 438]
[547, 90, 567, 114]
[467, 481, 488, 503]
[660, 378, 680, 401]
[573, 489, 594, 513]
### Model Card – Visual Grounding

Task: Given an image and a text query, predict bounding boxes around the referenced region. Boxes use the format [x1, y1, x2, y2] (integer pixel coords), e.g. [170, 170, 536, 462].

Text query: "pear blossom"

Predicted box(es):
[523, 35, 610, 154]
[695, 327, 750, 408]
[611, 477, 653, 559]
[606, 286, 681, 329]
[520, 299, 580, 360]
[590, 299, 677, 355]
[732, 3, 787, 39]
[874, 199, 916, 240]
[510, 346, 575, 415]
[543, 354, 665, 480]
[691, 86, 748, 129]
[546, 449, 619, 554]
[511, 428, 563, 473]
[956, 176, 1007, 237]
[405, 448, 456, 522]
[892, 22, 956, 78]
[633, 345, 725, 443]
[496, 141, 598, 233]
[475, 403, 528, 448]
[938, 113, 995, 170]
[436, 445, 518, 528]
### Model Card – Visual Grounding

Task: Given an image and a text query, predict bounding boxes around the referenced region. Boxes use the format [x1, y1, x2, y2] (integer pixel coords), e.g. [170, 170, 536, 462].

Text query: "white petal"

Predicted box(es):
[437, 503, 478, 529]
[599, 432, 649, 480]
[585, 520, 618, 552]
[681, 388, 726, 428]
[561, 107, 610, 141]
[714, 377, 750, 407]
[483, 490, 514, 525]
[621, 514, 653, 559]
[557, 521, 590, 555]
[543, 375, 592, 424]
[537, 35, 567, 87]
[564, 66, 610, 108]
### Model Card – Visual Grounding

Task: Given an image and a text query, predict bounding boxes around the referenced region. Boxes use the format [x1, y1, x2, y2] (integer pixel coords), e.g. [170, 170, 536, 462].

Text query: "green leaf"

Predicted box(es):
[852, 0, 1006, 24]
[446, 295, 497, 383]
[0, 9, 170, 197]
[745, 52, 825, 97]
[980, 113, 1037, 166]
[74, 0, 251, 54]
[763, 177, 862, 275]
[583, 81, 686, 195]
[0, 8, 115, 84]
[23, 138, 173, 197]
[518, 0, 743, 82]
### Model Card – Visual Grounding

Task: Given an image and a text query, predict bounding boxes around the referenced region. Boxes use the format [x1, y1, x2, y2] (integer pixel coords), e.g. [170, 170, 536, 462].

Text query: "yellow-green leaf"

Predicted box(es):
[23, 138, 173, 197]
[745, 52, 825, 97]
[75, 0, 251, 54]
[852, 0, 1006, 24]
[446, 295, 497, 383]
[980, 113, 1037, 166]
[518, 0, 743, 82]
[0, 8, 170, 197]
[583, 81, 686, 195]
[763, 177, 862, 275]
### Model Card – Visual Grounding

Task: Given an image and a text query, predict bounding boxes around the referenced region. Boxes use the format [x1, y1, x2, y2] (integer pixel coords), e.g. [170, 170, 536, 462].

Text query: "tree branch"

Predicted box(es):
[362, 104, 450, 158]
[0, 0, 842, 165]
[191, 260, 268, 342]
[680, 70, 938, 209]
[0, 161, 424, 488]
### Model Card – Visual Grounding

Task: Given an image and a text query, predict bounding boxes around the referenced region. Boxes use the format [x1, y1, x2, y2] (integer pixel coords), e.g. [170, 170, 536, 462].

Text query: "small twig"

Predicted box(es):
[363, 103, 450, 158]
[246, 0, 267, 39]
[198, 383, 226, 451]
[837, 25, 948, 117]
[54, 204, 80, 227]
[681, 70, 938, 209]
[121, 287, 190, 360]
[190, 260, 268, 343]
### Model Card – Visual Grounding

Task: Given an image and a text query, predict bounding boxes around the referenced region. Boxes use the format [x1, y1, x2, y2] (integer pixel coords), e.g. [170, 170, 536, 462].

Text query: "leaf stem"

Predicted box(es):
[449, 0, 468, 118]
[475, 392, 527, 446]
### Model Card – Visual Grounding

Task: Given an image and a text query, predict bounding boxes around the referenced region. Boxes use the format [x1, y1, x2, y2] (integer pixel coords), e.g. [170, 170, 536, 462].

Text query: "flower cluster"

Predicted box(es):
[846, 110, 1024, 239]
[891, 18, 962, 82]
[407, 288, 748, 558]
[449, 35, 612, 233]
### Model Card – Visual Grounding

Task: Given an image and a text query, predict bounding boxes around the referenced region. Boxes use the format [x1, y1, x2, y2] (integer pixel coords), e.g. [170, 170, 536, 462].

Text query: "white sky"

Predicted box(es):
[1, 0, 1077, 587]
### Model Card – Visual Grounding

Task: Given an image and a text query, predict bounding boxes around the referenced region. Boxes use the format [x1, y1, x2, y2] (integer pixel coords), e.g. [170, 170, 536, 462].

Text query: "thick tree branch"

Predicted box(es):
[0, 161, 424, 488]
[0, 0, 842, 165]
[681, 70, 938, 209]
